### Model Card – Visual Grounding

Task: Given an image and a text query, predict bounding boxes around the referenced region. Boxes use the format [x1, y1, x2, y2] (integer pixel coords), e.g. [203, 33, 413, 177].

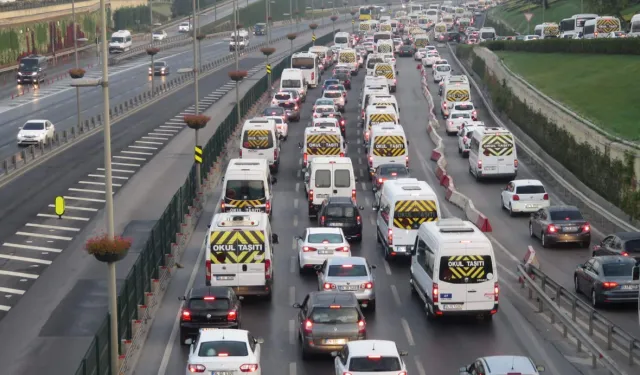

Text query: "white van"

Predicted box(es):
[366, 53, 385, 76]
[334, 31, 351, 49]
[409, 218, 499, 320]
[304, 157, 356, 217]
[373, 178, 441, 260]
[280, 68, 307, 102]
[368, 124, 409, 175]
[338, 48, 359, 75]
[309, 46, 332, 70]
[292, 52, 319, 89]
[359, 85, 390, 124]
[373, 62, 397, 92]
[369, 94, 400, 121]
[583, 16, 621, 39]
[230, 29, 250, 51]
[301, 126, 346, 169]
[468, 127, 518, 181]
[364, 104, 398, 143]
[109, 30, 132, 53]
[376, 40, 395, 54]
[533, 22, 560, 39]
[629, 14, 640, 37]
[205, 212, 279, 299]
[220, 159, 276, 215]
[478, 27, 496, 42]
[239, 118, 281, 173]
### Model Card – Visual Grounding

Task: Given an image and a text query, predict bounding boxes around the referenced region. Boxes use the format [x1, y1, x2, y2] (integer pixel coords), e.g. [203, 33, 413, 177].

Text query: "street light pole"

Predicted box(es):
[149, 0, 153, 37]
[234, 0, 241, 125]
[192, 0, 201, 190]
[265, 0, 270, 44]
[72, 0, 81, 131]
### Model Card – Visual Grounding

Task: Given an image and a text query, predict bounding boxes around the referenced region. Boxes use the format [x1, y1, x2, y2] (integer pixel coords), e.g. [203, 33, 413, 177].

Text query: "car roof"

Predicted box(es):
[189, 286, 234, 299]
[482, 355, 537, 373]
[25, 119, 47, 123]
[307, 227, 343, 235]
[347, 340, 398, 356]
[512, 179, 543, 186]
[316, 105, 335, 110]
[308, 291, 358, 306]
[614, 232, 640, 240]
[199, 328, 249, 341]
[595, 255, 637, 264]
[327, 256, 367, 266]
[548, 205, 579, 212]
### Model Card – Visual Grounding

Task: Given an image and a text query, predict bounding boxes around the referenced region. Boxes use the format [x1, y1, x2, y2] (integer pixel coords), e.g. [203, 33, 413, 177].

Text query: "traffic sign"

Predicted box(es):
[54, 196, 65, 218]
[524, 12, 534, 22]
[194, 146, 203, 164]
[266, 64, 272, 74]
[352, 19, 355, 25]
[312, 34, 316, 42]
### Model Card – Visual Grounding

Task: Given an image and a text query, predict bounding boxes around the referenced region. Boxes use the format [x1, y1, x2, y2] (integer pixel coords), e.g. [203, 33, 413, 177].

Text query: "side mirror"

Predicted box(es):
[355, 177, 359, 182]
[331, 351, 339, 357]
[406, 140, 410, 145]
[410, 248, 417, 256]
[372, 206, 378, 211]
[313, 264, 322, 271]
[399, 350, 408, 356]
[207, 224, 211, 228]
[633, 266, 639, 281]
[536, 365, 546, 372]
[272, 233, 279, 244]
[280, 135, 285, 140]
[178, 296, 186, 301]
[292, 302, 302, 308]
[358, 205, 364, 210]
[255, 337, 265, 344]
[459, 366, 469, 375]
[578, 264, 586, 269]
[186, 338, 194, 345]
[271, 177, 278, 184]
[371, 265, 377, 269]
[18, 127, 22, 130]
[189, 342, 195, 353]
[298, 142, 303, 148]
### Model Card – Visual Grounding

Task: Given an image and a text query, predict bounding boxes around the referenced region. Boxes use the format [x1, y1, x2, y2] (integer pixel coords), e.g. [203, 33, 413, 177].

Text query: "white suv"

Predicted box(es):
[460, 355, 545, 375]
[178, 22, 192, 33]
[333, 340, 408, 375]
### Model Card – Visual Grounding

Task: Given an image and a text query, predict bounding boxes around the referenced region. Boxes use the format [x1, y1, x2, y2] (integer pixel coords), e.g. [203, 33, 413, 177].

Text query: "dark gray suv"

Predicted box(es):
[293, 291, 366, 359]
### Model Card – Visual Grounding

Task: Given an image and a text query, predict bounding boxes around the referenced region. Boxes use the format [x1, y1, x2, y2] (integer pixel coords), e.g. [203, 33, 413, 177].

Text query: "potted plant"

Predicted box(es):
[350, 9, 357, 16]
[260, 47, 276, 56]
[228, 70, 248, 82]
[330, 15, 339, 23]
[267, 16, 273, 22]
[85, 234, 132, 263]
[287, 33, 297, 41]
[309, 23, 318, 30]
[184, 114, 211, 130]
[146, 47, 160, 56]
[196, 33, 206, 41]
[68, 68, 86, 79]
[236, 23, 244, 30]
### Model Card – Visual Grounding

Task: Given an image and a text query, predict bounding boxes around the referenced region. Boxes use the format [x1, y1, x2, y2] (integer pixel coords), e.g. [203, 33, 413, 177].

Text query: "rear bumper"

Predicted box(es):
[301, 335, 366, 353]
[546, 232, 591, 245]
[511, 201, 550, 213]
[180, 321, 239, 339]
[434, 303, 499, 316]
[233, 282, 273, 296]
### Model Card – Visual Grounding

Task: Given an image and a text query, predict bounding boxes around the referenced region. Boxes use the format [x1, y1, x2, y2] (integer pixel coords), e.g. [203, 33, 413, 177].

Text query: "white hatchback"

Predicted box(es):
[501, 179, 550, 216]
[413, 48, 427, 60]
[185, 329, 262, 375]
[332, 340, 408, 375]
[445, 109, 472, 135]
[433, 63, 451, 82]
[422, 51, 440, 67]
[296, 227, 351, 272]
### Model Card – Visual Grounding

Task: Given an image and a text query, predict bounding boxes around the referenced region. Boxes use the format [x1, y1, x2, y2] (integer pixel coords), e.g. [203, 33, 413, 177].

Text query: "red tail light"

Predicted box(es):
[433, 283, 439, 303]
[323, 282, 336, 290]
[622, 251, 629, 256]
[240, 364, 259, 373]
[472, 110, 477, 117]
[181, 309, 192, 321]
[361, 282, 373, 289]
[477, 160, 482, 169]
[378, 178, 383, 183]
[340, 152, 345, 157]
[205, 259, 211, 281]
[295, 105, 299, 110]
[387, 228, 393, 245]
[303, 246, 317, 252]
[357, 319, 366, 334]
[304, 319, 313, 333]
[309, 189, 314, 202]
[546, 224, 557, 233]
[239, 149, 242, 157]
[188, 364, 206, 373]
[393, 79, 397, 84]
[265, 259, 271, 280]
[494, 283, 499, 302]
[311, 72, 315, 81]
[274, 149, 278, 161]
[514, 159, 519, 168]
[368, 156, 373, 167]
[512, 194, 520, 201]
[603, 281, 618, 289]
[320, 216, 325, 225]
[227, 310, 237, 321]
[340, 119, 345, 125]
[582, 223, 591, 232]
[265, 201, 271, 214]
[303, 153, 308, 166]
[352, 189, 356, 201]
[356, 215, 362, 225]
[398, 372, 407, 375]
[405, 156, 409, 167]
[335, 246, 350, 252]
[543, 194, 549, 200]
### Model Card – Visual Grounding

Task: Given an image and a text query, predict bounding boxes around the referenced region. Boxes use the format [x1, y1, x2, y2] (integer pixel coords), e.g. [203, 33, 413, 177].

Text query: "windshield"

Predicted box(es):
[225, 180, 266, 200]
[153, 62, 166, 67]
[198, 341, 248, 357]
[550, 210, 584, 221]
[310, 307, 359, 324]
[349, 357, 401, 372]
[624, 239, 640, 253]
[188, 298, 230, 310]
[602, 263, 634, 277]
[379, 165, 409, 176]
[335, 36, 348, 43]
[292, 57, 315, 69]
[264, 107, 284, 115]
[328, 265, 368, 277]
[281, 79, 301, 88]
[308, 233, 343, 243]
[314, 121, 337, 127]
[480, 31, 495, 39]
[315, 107, 334, 114]
[326, 205, 356, 218]
[439, 255, 494, 284]
[367, 58, 384, 69]
[436, 66, 451, 72]
[241, 130, 274, 150]
[152, 31, 164, 35]
[327, 85, 344, 91]
[451, 113, 470, 119]
[111, 37, 125, 43]
[19, 59, 40, 71]
[22, 122, 45, 130]
[515, 185, 546, 194]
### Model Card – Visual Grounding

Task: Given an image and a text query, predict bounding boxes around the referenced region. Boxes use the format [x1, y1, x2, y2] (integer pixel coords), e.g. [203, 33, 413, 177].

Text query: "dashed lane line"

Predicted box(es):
[414, 358, 427, 375]
[0, 287, 25, 295]
[98, 167, 136, 173]
[48, 203, 99, 212]
[400, 318, 415, 346]
[16, 231, 73, 241]
[68, 187, 106, 194]
[114, 155, 146, 161]
[0, 270, 38, 279]
[88, 174, 129, 180]
[135, 140, 163, 146]
[37, 213, 91, 221]
[0, 305, 9, 312]
[122, 150, 153, 156]
[130, 145, 160, 150]
[2, 243, 63, 253]
[62, 196, 106, 203]
[25, 223, 80, 232]
[111, 162, 141, 167]
[142, 136, 169, 141]
[79, 180, 123, 187]
[0, 254, 52, 265]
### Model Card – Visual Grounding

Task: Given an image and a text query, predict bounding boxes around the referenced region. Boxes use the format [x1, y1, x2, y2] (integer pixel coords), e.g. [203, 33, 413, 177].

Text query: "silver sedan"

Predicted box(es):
[316, 256, 377, 311]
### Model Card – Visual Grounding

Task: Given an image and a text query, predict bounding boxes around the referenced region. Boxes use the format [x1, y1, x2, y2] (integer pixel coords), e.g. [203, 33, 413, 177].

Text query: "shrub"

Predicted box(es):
[184, 114, 211, 129]
[287, 33, 297, 40]
[309, 23, 318, 30]
[85, 234, 132, 256]
[68, 68, 86, 78]
[260, 47, 276, 56]
[146, 47, 160, 55]
[482, 38, 640, 55]
[228, 70, 248, 81]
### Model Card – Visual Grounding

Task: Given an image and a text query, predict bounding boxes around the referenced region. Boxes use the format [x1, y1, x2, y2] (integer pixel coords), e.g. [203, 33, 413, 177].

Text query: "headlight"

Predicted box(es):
[32, 72, 37, 76]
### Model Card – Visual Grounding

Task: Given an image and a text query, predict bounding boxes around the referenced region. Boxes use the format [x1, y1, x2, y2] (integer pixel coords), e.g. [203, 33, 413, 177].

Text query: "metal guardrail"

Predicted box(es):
[518, 262, 639, 372]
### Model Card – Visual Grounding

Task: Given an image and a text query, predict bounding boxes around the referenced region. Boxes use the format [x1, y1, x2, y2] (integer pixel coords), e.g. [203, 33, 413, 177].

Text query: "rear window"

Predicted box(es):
[315, 122, 337, 127]
[225, 180, 265, 200]
[188, 298, 230, 310]
[324, 80, 339, 86]
[310, 307, 359, 324]
[602, 263, 634, 277]
[451, 113, 470, 119]
[335, 169, 351, 188]
[282, 79, 301, 88]
[316, 107, 334, 113]
[328, 265, 368, 277]
[454, 104, 473, 111]
[624, 239, 640, 253]
[439, 255, 494, 284]
[315, 169, 331, 188]
[275, 93, 291, 100]
[368, 59, 384, 68]
[326, 205, 356, 218]
[516, 185, 546, 194]
[379, 165, 409, 176]
[292, 57, 315, 69]
[242, 130, 274, 149]
[325, 92, 342, 98]
[335, 36, 349, 43]
[198, 341, 248, 357]
[549, 210, 583, 221]
[436, 65, 450, 72]
[308, 233, 343, 243]
[264, 107, 285, 116]
[349, 357, 401, 372]
[328, 85, 343, 91]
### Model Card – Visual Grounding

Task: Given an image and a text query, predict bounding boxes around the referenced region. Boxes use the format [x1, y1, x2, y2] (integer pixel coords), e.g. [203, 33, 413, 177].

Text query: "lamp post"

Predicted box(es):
[233, 0, 242, 126]
[149, 0, 153, 38]
[294, 10, 300, 32]
[146, 47, 159, 94]
[309, 23, 318, 46]
[287, 32, 297, 64]
[193, 0, 201, 190]
[330, 15, 338, 38]
[70, 0, 88, 131]
[261, 47, 275, 94]
[350, 8, 357, 33]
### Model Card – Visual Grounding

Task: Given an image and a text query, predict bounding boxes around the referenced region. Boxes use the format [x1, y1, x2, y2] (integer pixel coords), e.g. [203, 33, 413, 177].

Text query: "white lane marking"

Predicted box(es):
[365, 197, 370, 206]
[0, 254, 52, 265]
[0, 287, 25, 295]
[293, 215, 298, 227]
[129, 145, 159, 150]
[400, 318, 415, 346]
[160, 125, 183, 129]
[2, 242, 62, 253]
[357, 138, 361, 144]
[98, 167, 135, 173]
[136, 140, 163, 145]
[149, 133, 172, 137]
[16, 231, 73, 240]
[37, 213, 90, 221]
[180, 111, 195, 115]
[153, 129, 179, 133]
[370, 215, 375, 226]
[298, 158, 302, 166]
[0, 305, 9, 312]
[414, 358, 427, 375]
[289, 362, 296, 375]
[289, 286, 296, 306]
[122, 150, 154, 156]
[114, 155, 146, 161]
[358, 157, 362, 164]
[0, 270, 38, 279]
[390, 284, 402, 306]
[291, 238, 297, 250]
[88, 174, 129, 180]
[295, 182, 300, 192]
[290, 255, 296, 273]
[26, 223, 80, 232]
[143, 136, 169, 141]
[296, 170, 301, 178]
[293, 198, 299, 209]
[69, 188, 106, 194]
[358, 147, 362, 154]
[359, 169, 364, 177]
[289, 320, 296, 345]
[384, 261, 392, 276]
[62, 196, 106, 203]
[48, 203, 98, 211]
[79, 181, 123, 187]
[361, 182, 366, 191]
[111, 162, 141, 167]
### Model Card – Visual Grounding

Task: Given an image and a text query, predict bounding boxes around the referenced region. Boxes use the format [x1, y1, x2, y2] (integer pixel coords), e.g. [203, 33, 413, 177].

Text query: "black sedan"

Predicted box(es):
[179, 286, 243, 344]
[529, 205, 591, 248]
[332, 72, 351, 89]
[372, 164, 410, 192]
[317, 197, 364, 242]
[574, 255, 639, 307]
[397, 45, 414, 57]
[149, 61, 170, 76]
[593, 232, 640, 263]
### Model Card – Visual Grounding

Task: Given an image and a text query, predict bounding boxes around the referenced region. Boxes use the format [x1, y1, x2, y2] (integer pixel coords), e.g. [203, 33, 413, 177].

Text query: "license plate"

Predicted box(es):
[563, 227, 578, 233]
[216, 276, 234, 281]
[212, 372, 234, 375]
[483, 166, 496, 171]
[323, 339, 346, 345]
[328, 222, 343, 227]
[621, 285, 639, 290]
[340, 285, 359, 291]
[525, 204, 538, 208]
[318, 250, 333, 255]
[316, 194, 329, 198]
[440, 303, 463, 310]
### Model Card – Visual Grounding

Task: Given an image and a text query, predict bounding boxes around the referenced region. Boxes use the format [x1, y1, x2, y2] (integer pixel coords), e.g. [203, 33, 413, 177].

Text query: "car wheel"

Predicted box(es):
[574, 275, 580, 294]
[458, 145, 462, 154]
[368, 300, 376, 311]
[301, 346, 311, 360]
[580, 241, 589, 249]
[591, 290, 600, 308]
[508, 204, 515, 217]
[541, 233, 548, 248]
[529, 222, 535, 238]
[298, 257, 304, 274]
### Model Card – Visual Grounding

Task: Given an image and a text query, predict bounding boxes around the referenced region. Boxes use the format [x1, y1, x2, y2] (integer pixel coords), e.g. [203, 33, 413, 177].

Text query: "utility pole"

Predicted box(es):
[192, 0, 201, 189]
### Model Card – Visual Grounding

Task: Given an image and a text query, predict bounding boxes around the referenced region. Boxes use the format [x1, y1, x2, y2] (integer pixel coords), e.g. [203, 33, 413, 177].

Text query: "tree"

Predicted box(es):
[586, 0, 629, 19]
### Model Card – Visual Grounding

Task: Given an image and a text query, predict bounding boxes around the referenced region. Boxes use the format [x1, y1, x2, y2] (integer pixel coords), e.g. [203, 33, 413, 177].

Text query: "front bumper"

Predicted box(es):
[17, 138, 44, 145]
[17, 75, 38, 83]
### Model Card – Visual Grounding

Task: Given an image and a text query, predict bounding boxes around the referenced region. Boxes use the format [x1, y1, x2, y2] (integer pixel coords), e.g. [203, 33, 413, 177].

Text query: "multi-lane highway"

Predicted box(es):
[130, 53, 586, 375]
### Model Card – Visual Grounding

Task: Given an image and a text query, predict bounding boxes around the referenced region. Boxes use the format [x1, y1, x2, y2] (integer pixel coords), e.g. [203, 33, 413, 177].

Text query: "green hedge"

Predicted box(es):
[482, 37, 640, 55]
[456, 45, 640, 219]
